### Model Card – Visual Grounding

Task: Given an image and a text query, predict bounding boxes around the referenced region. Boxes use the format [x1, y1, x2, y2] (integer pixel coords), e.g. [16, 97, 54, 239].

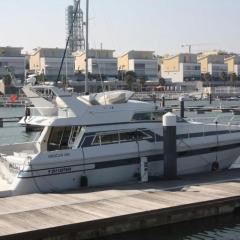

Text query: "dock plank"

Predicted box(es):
[0, 169, 240, 239]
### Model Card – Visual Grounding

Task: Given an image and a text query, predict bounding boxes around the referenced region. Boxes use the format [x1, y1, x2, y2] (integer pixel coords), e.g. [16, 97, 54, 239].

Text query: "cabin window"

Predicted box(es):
[47, 126, 80, 151]
[60, 127, 72, 149]
[136, 130, 152, 140]
[119, 132, 137, 142]
[90, 130, 152, 147]
[151, 112, 164, 121]
[92, 135, 101, 145]
[132, 112, 164, 121]
[101, 133, 119, 144]
[120, 130, 151, 142]
[68, 126, 81, 146]
[132, 112, 151, 121]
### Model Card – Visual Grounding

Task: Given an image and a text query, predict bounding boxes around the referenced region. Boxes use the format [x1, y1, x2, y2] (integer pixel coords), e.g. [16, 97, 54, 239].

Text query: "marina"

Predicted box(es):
[1, 85, 240, 196]
[1, 0, 240, 239]
[0, 93, 240, 239]
[0, 169, 239, 239]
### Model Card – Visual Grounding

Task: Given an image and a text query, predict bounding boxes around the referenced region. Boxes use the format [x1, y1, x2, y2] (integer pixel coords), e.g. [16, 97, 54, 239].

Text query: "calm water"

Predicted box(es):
[97, 214, 240, 240]
[1, 102, 240, 240]
[0, 107, 37, 145]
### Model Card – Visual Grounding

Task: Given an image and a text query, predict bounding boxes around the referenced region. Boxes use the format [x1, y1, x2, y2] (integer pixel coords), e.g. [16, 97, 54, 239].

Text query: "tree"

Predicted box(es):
[158, 77, 165, 86]
[230, 73, 238, 86]
[219, 71, 227, 81]
[202, 73, 211, 83]
[124, 71, 136, 90]
[139, 76, 146, 91]
[118, 70, 125, 81]
[36, 73, 46, 84]
[2, 75, 12, 86]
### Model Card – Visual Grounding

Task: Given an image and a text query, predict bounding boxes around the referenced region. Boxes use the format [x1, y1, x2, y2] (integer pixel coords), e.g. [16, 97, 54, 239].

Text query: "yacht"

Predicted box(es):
[1, 85, 240, 196]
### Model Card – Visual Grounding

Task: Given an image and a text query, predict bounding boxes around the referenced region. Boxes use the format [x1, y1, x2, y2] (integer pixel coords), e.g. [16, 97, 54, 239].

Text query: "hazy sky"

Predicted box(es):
[0, 0, 239, 55]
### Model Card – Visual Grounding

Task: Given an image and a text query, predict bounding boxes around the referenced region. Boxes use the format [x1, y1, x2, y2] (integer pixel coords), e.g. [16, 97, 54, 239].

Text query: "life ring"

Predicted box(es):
[211, 161, 219, 172]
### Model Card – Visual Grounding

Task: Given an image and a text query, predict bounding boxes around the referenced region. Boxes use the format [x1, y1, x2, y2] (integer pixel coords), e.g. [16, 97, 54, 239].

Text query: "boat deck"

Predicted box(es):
[0, 169, 240, 240]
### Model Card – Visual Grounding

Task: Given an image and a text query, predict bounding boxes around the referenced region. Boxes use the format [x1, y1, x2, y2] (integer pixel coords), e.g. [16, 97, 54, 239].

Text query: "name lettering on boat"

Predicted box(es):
[48, 167, 72, 175]
[48, 153, 70, 158]
[10, 163, 21, 172]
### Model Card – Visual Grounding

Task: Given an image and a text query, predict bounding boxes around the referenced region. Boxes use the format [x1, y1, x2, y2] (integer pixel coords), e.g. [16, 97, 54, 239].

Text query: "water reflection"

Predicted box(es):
[97, 214, 240, 240]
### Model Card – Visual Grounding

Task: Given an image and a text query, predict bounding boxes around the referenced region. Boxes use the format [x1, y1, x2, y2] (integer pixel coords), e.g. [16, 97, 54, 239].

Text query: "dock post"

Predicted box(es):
[163, 112, 177, 179]
[209, 93, 212, 104]
[179, 97, 185, 118]
[0, 118, 3, 128]
[161, 96, 165, 107]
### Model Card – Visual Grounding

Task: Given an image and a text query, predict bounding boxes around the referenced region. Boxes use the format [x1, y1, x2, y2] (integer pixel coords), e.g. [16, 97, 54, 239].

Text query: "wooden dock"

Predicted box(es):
[0, 169, 240, 240]
[172, 106, 240, 114]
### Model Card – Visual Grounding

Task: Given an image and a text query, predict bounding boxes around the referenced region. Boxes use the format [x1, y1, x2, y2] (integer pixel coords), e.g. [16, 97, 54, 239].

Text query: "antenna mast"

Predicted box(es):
[85, 0, 89, 94]
[56, 0, 80, 84]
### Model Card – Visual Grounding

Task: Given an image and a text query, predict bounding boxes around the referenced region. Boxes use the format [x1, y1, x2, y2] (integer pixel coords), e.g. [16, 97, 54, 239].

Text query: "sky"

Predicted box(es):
[0, 0, 239, 55]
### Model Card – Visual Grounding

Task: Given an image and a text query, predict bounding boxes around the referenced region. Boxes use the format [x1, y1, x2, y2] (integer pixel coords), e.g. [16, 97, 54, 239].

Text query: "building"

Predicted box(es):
[198, 52, 228, 80]
[29, 48, 74, 81]
[0, 47, 25, 81]
[161, 53, 201, 83]
[224, 55, 240, 77]
[75, 49, 118, 78]
[118, 50, 158, 80]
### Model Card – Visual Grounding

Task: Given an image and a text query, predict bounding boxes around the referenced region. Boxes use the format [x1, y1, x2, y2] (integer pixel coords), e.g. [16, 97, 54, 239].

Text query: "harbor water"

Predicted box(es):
[1, 100, 240, 239]
[97, 213, 240, 240]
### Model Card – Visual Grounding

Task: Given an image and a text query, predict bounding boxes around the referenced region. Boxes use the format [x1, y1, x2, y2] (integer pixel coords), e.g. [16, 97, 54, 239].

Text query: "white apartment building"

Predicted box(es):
[75, 49, 118, 77]
[30, 48, 74, 81]
[161, 54, 201, 83]
[198, 53, 228, 80]
[0, 47, 25, 81]
[118, 51, 158, 80]
[208, 63, 228, 78]
[225, 55, 240, 76]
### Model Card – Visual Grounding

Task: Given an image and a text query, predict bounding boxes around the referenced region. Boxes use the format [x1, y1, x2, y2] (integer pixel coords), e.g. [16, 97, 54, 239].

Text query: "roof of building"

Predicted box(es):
[74, 49, 115, 59]
[0, 47, 24, 57]
[163, 53, 197, 61]
[119, 50, 155, 59]
[31, 47, 72, 58]
[224, 55, 240, 61]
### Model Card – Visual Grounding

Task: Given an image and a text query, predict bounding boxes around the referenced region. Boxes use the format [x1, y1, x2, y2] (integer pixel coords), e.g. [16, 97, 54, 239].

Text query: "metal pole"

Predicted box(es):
[209, 93, 212, 104]
[85, 0, 89, 94]
[179, 97, 185, 118]
[161, 96, 165, 107]
[163, 112, 177, 179]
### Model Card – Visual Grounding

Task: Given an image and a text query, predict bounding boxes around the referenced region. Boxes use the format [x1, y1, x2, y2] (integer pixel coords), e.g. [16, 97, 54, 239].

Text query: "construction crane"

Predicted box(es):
[181, 43, 213, 54]
[181, 44, 193, 54]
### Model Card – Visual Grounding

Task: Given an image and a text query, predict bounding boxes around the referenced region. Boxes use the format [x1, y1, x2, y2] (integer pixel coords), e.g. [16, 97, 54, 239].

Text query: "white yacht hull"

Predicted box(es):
[3, 138, 240, 196]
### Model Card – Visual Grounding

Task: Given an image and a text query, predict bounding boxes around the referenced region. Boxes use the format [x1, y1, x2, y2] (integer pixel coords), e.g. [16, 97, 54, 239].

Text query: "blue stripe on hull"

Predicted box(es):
[18, 142, 240, 179]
